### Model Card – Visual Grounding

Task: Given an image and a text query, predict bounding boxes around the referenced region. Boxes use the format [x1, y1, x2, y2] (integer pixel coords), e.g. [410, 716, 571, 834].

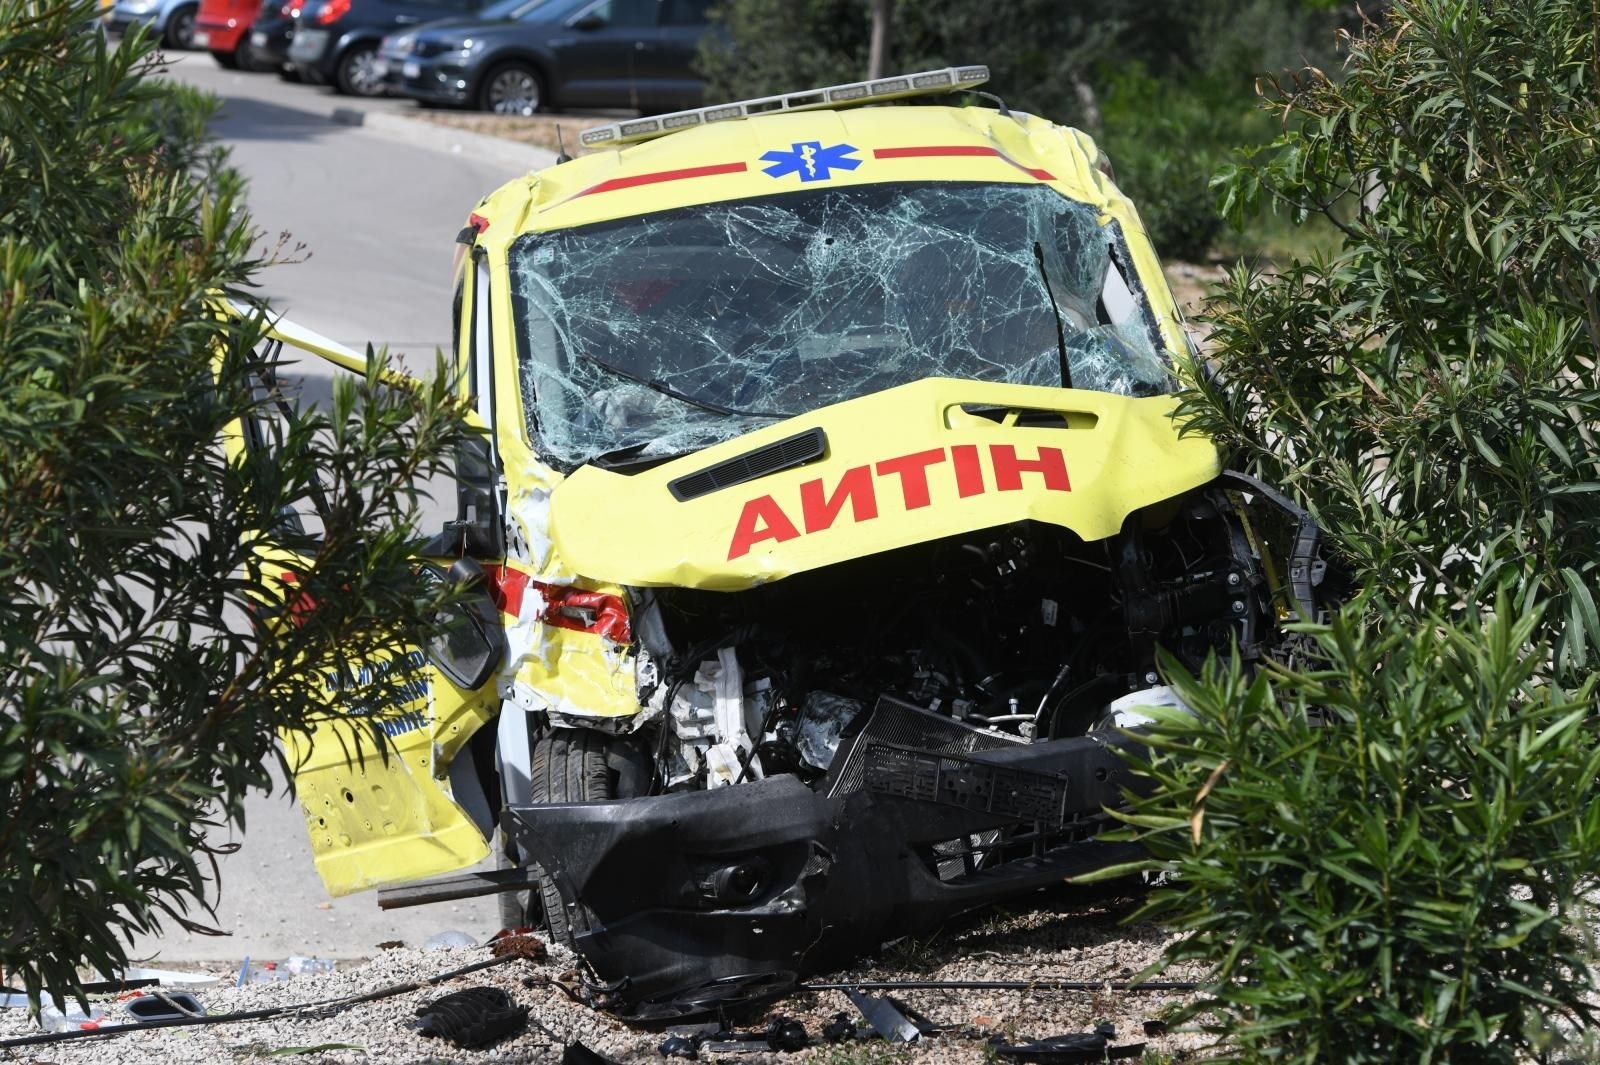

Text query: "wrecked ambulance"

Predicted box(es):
[240, 67, 1334, 1022]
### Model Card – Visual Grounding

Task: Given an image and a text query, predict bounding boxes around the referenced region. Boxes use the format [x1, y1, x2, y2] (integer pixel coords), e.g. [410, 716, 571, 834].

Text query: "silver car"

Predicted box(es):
[107, 0, 200, 49]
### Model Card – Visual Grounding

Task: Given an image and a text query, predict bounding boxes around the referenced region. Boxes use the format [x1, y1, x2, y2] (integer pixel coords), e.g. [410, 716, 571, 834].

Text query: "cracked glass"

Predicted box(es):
[509, 181, 1173, 468]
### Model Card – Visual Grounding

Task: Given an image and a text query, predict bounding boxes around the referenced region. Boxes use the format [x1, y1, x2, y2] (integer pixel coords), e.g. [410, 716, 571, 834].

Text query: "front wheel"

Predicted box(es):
[525, 728, 616, 944]
[162, 3, 197, 48]
[478, 62, 543, 116]
[335, 43, 385, 96]
[235, 35, 275, 72]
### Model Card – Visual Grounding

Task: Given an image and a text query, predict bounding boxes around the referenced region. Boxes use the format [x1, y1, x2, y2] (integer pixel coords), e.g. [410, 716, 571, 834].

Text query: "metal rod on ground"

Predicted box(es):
[0, 953, 523, 1050]
[801, 979, 1200, 992]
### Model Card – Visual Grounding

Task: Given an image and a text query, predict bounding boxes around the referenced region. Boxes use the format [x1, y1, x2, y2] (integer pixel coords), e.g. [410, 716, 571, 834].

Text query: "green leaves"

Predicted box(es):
[1151, 2, 1600, 1058]
[0, 0, 473, 1016]
[1121, 600, 1600, 1063]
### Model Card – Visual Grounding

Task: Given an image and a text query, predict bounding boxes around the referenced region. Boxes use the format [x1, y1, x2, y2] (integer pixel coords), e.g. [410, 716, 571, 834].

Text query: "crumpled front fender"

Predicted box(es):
[506, 729, 1148, 1022]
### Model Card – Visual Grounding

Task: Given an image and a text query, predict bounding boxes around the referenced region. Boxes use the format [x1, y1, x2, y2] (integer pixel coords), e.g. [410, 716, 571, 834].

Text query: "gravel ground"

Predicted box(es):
[0, 892, 1215, 1064]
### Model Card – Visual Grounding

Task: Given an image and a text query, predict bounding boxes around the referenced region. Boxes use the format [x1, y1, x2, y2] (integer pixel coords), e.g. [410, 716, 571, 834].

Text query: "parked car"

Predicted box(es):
[288, 0, 483, 96]
[195, 0, 275, 68]
[229, 67, 1340, 1024]
[106, 0, 200, 49]
[378, 0, 713, 115]
[248, 0, 305, 75]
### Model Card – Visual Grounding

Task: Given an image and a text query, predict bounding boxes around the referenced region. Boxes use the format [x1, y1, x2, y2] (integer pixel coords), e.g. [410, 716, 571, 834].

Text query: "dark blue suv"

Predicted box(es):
[289, 0, 483, 95]
[376, 0, 713, 115]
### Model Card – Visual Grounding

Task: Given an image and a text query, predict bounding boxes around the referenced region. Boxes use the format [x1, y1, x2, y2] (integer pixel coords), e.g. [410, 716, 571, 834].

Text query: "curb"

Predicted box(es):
[331, 106, 558, 174]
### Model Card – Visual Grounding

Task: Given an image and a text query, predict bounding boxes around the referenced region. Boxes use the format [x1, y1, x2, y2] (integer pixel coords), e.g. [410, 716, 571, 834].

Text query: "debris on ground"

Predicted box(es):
[424, 930, 479, 950]
[0, 899, 1213, 1062]
[843, 989, 923, 1043]
[415, 986, 529, 1048]
[125, 991, 206, 1023]
[990, 1023, 1145, 1062]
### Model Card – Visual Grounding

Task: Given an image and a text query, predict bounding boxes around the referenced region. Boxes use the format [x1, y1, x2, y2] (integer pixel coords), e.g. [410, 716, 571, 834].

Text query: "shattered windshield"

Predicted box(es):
[509, 181, 1172, 468]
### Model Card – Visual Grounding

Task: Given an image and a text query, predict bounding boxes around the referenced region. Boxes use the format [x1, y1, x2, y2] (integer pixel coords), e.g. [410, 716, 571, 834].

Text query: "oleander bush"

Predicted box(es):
[1108, 1, 1600, 1060]
[0, 1, 472, 1010]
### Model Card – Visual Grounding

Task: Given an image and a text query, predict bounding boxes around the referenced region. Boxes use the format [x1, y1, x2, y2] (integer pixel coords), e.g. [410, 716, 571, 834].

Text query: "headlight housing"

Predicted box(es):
[416, 36, 477, 58]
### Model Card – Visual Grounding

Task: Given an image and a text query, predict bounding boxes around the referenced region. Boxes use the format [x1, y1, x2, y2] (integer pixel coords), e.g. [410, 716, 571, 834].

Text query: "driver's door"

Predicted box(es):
[222, 290, 507, 898]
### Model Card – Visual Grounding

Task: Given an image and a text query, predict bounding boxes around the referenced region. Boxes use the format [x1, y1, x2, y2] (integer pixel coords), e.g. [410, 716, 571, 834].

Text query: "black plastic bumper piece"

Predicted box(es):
[505, 712, 1146, 1023]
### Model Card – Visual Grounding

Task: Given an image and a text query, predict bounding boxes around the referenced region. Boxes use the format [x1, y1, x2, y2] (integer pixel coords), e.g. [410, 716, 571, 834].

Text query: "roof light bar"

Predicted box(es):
[579, 65, 990, 149]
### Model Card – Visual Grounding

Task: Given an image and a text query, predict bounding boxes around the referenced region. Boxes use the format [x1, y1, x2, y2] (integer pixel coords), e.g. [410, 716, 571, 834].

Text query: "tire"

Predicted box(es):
[162, 3, 197, 49]
[335, 42, 384, 97]
[477, 61, 543, 116]
[526, 728, 615, 944]
[211, 48, 238, 69]
[235, 36, 274, 73]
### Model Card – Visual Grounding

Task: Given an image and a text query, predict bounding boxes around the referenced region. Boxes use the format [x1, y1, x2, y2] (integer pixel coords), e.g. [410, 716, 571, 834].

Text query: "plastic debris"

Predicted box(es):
[990, 1025, 1146, 1063]
[284, 956, 337, 977]
[668, 1017, 814, 1056]
[415, 986, 528, 1048]
[822, 1012, 859, 1044]
[119, 966, 220, 987]
[422, 929, 478, 950]
[39, 1002, 106, 1032]
[125, 992, 206, 1023]
[843, 989, 920, 1043]
[658, 1033, 700, 1059]
[563, 1041, 623, 1064]
[795, 692, 864, 770]
[236, 958, 292, 986]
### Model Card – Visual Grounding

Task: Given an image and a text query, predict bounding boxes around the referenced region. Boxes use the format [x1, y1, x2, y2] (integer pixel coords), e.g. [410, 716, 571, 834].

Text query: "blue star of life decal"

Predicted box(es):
[760, 141, 862, 183]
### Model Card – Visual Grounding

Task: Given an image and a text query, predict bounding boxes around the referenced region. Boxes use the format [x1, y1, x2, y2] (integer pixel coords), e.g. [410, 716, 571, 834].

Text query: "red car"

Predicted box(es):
[196, 0, 274, 69]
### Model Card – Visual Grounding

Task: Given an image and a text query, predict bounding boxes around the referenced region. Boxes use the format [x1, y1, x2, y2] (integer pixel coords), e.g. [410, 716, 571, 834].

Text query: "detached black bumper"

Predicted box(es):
[505, 701, 1147, 1023]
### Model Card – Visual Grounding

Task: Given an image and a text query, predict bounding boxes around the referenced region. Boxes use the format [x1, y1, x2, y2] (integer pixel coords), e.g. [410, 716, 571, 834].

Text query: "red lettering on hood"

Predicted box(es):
[875, 448, 947, 509]
[799, 465, 878, 532]
[728, 494, 802, 559]
[990, 444, 1071, 492]
[725, 444, 1071, 560]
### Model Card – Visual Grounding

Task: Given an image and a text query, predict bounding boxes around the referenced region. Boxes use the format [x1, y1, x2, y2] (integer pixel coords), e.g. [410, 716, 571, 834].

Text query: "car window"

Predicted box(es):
[581, 0, 656, 27]
[659, 0, 708, 25]
[509, 182, 1175, 468]
[480, 0, 547, 18]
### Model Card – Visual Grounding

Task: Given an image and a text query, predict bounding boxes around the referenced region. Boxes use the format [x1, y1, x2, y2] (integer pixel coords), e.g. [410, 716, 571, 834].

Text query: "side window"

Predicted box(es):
[584, 0, 657, 27]
[449, 258, 503, 553]
[659, 0, 708, 24]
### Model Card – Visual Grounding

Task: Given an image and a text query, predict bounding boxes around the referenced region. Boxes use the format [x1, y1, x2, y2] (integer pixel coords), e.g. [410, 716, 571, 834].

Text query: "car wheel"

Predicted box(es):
[162, 3, 197, 48]
[210, 48, 238, 69]
[479, 62, 543, 116]
[335, 43, 384, 97]
[234, 35, 274, 72]
[526, 728, 616, 944]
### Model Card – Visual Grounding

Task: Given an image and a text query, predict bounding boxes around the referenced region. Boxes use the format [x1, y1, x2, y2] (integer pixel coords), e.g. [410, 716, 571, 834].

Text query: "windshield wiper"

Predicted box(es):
[577, 351, 793, 421]
[1032, 241, 1075, 390]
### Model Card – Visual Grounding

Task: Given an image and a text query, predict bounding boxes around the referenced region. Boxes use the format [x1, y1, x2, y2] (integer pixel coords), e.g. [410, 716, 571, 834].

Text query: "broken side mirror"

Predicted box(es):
[424, 561, 505, 691]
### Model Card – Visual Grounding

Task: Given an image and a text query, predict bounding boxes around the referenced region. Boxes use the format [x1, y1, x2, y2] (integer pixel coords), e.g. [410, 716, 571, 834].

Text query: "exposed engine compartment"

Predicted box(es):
[631, 483, 1285, 795]
[507, 475, 1333, 1020]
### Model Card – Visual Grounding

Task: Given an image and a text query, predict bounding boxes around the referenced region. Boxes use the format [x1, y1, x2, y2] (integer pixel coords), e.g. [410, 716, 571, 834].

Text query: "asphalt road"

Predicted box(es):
[162, 50, 532, 356]
[125, 52, 545, 966]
